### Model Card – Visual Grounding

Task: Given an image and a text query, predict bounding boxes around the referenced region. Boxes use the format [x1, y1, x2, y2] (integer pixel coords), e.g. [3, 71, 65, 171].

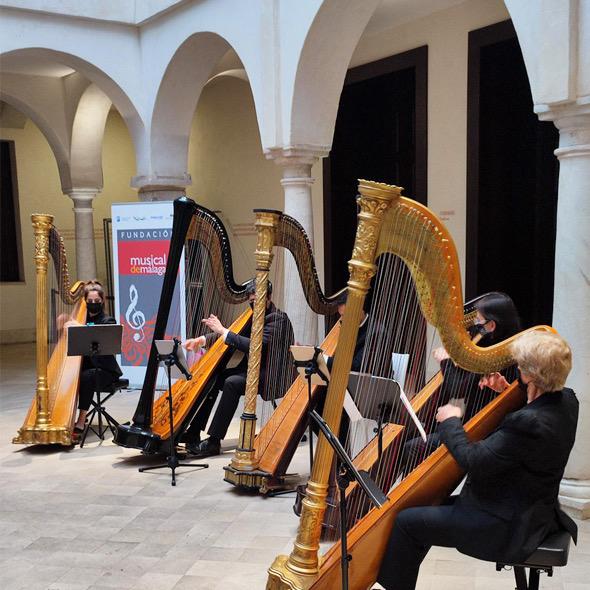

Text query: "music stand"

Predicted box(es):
[347, 372, 401, 461]
[138, 338, 208, 486]
[291, 345, 330, 472]
[67, 324, 123, 443]
[310, 409, 387, 590]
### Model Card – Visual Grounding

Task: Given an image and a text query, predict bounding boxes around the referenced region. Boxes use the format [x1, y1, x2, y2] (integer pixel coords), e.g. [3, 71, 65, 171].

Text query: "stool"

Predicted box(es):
[496, 530, 571, 590]
[80, 377, 129, 447]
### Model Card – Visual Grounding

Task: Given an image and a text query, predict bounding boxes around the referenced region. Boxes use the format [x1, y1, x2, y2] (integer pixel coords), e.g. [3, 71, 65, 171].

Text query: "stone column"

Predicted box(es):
[541, 104, 590, 518]
[131, 174, 190, 202]
[266, 147, 328, 345]
[65, 188, 98, 280]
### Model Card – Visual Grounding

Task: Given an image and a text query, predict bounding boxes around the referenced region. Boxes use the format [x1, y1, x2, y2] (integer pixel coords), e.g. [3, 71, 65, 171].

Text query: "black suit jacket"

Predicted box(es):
[81, 310, 123, 377]
[224, 303, 295, 401]
[438, 388, 578, 562]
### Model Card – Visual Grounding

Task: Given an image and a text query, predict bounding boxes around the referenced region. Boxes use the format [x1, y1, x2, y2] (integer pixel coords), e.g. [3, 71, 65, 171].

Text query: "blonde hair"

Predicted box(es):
[510, 331, 572, 392]
[84, 280, 105, 301]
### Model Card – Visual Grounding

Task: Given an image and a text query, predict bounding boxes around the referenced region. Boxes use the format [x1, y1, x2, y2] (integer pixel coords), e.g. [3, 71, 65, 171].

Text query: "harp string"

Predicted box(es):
[151, 208, 251, 436]
[47, 228, 82, 414]
[252, 212, 339, 462]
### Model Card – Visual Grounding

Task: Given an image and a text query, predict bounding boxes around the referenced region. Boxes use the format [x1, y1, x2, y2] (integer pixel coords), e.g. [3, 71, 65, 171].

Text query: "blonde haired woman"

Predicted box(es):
[377, 331, 578, 590]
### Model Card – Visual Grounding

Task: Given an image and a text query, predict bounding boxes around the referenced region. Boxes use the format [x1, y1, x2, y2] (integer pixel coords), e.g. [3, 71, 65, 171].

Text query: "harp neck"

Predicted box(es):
[378, 197, 551, 374]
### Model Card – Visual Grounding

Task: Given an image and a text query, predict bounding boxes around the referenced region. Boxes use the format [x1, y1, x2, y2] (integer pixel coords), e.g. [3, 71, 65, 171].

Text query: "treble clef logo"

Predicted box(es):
[125, 284, 146, 342]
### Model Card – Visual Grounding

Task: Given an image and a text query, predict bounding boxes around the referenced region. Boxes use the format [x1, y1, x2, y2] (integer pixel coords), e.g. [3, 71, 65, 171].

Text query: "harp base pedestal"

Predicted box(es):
[223, 465, 272, 489]
[266, 554, 317, 590]
[13, 425, 72, 446]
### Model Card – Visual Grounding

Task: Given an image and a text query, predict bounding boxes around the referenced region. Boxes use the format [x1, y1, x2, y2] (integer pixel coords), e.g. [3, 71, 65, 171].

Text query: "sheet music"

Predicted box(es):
[399, 387, 427, 442]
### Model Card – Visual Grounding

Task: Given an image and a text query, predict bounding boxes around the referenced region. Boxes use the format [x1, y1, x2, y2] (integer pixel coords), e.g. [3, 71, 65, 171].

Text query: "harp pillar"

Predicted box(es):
[66, 188, 98, 281]
[267, 181, 401, 590]
[266, 146, 328, 347]
[544, 105, 590, 519]
[224, 211, 278, 484]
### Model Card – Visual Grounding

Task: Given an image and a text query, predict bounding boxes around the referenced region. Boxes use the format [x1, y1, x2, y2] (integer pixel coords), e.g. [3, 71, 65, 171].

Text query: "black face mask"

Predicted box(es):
[468, 323, 491, 338]
[87, 301, 103, 315]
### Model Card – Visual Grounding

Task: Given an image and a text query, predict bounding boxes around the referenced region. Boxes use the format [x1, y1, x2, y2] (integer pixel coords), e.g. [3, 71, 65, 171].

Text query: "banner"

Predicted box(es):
[112, 202, 186, 387]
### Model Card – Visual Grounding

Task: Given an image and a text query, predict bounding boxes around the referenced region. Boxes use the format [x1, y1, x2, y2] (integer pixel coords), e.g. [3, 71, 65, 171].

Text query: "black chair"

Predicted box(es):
[496, 530, 571, 590]
[80, 377, 129, 447]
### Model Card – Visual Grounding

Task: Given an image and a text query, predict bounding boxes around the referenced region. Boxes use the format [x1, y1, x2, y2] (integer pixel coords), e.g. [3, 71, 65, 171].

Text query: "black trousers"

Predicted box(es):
[186, 367, 247, 440]
[377, 502, 505, 590]
[78, 368, 118, 411]
[398, 433, 441, 478]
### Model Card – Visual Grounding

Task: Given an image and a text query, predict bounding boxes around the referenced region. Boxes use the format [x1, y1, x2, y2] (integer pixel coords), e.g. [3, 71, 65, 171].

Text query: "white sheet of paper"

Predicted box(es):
[391, 353, 410, 390]
[399, 388, 427, 442]
[343, 390, 363, 421]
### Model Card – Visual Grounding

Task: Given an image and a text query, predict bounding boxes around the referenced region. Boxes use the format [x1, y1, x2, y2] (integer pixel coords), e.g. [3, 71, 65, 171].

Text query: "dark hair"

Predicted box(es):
[84, 280, 105, 301]
[335, 291, 347, 306]
[475, 291, 522, 342]
[245, 279, 272, 297]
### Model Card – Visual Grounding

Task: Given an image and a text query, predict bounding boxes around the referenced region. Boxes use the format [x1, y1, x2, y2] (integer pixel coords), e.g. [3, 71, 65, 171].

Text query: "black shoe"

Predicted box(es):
[186, 437, 221, 458]
[179, 431, 201, 444]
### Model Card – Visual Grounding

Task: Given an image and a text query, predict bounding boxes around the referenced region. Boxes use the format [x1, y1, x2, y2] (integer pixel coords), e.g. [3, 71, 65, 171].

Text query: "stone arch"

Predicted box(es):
[288, 0, 382, 149]
[0, 89, 72, 189]
[70, 84, 112, 188]
[503, 0, 576, 106]
[1, 48, 147, 177]
[149, 32, 246, 181]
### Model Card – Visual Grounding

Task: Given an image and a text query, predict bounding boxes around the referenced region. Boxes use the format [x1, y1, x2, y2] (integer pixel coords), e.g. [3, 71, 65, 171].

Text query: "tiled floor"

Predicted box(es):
[1, 343, 588, 590]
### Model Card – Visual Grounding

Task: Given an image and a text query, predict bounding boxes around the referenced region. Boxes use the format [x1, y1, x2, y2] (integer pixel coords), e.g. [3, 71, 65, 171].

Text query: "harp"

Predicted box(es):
[267, 180, 551, 590]
[222, 210, 341, 490]
[13, 214, 86, 446]
[114, 197, 252, 453]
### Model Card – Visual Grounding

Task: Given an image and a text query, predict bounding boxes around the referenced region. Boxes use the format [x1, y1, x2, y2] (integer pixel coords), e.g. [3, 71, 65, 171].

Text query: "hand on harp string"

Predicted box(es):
[478, 372, 510, 393]
[435, 403, 463, 423]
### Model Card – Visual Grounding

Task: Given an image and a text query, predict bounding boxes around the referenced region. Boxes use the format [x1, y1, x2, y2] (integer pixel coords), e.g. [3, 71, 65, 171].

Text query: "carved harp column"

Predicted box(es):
[224, 210, 279, 482]
[32, 214, 53, 428]
[267, 181, 401, 589]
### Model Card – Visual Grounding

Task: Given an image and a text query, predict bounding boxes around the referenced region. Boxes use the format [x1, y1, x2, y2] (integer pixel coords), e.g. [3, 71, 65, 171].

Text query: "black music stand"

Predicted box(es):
[67, 324, 123, 443]
[310, 409, 387, 590]
[291, 345, 330, 472]
[138, 338, 208, 486]
[347, 372, 401, 461]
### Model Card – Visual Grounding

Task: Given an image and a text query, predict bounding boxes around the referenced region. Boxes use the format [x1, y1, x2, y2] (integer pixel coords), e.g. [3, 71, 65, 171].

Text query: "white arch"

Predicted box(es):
[148, 32, 233, 181]
[0, 87, 72, 189]
[504, 0, 578, 107]
[70, 84, 112, 188]
[1, 46, 147, 175]
[285, 0, 382, 150]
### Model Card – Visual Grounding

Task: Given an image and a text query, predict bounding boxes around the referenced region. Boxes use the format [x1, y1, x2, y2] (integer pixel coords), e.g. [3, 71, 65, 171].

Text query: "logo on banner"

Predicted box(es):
[116, 228, 177, 367]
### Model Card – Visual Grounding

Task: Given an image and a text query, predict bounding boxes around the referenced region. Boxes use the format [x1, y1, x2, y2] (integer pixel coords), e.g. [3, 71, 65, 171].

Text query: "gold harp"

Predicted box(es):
[267, 180, 551, 590]
[13, 214, 86, 446]
[223, 209, 341, 490]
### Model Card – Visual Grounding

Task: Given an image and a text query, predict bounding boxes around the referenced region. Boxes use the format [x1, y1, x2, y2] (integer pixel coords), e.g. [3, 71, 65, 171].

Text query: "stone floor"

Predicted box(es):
[1, 343, 589, 590]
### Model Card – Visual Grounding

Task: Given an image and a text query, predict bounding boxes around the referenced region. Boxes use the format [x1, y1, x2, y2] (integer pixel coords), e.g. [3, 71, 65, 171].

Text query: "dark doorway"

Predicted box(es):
[323, 46, 427, 294]
[466, 21, 559, 328]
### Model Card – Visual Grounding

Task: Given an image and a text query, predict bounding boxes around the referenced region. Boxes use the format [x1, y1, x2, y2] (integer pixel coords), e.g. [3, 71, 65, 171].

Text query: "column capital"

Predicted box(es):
[538, 101, 590, 155]
[64, 187, 100, 212]
[131, 174, 191, 201]
[131, 173, 191, 191]
[264, 144, 330, 168]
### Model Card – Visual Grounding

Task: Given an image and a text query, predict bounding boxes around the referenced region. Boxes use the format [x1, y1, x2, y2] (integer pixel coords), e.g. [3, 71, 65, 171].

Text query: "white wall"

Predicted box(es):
[350, 0, 510, 284]
[185, 75, 325, 303]
[0, 109, 137, 342]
